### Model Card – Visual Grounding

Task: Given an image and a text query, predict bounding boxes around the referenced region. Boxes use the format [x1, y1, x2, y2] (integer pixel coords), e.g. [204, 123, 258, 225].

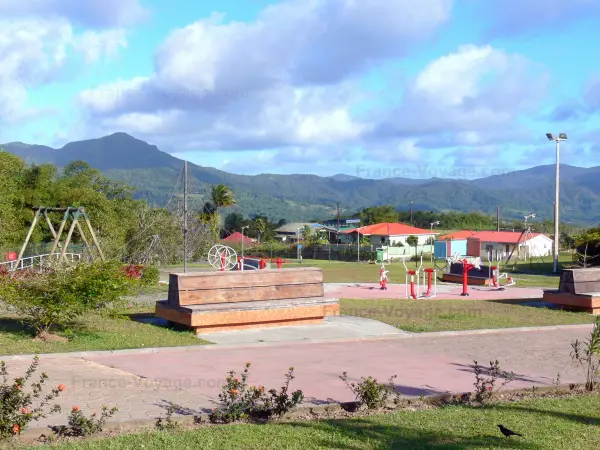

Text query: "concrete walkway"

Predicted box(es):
[2, 324, 593, 429]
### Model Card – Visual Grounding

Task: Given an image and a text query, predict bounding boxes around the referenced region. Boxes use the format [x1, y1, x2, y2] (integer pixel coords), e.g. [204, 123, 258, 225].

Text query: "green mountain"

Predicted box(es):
[2, 132, 598, 224]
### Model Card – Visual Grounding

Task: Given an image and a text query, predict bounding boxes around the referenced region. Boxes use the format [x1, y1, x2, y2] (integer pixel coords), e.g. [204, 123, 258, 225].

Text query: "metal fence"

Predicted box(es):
[222, 243, 433, 262]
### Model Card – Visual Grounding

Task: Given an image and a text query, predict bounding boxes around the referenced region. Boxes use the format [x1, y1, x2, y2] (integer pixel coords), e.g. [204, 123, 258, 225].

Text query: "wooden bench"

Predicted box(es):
[155, 267, 340, 333]
[543, 269, 600, 314]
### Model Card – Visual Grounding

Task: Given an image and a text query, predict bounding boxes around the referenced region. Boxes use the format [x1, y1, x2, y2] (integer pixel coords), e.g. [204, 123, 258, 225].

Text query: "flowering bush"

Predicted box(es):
[340, 372, 397, 410]
[472, 360, 515, 405]
[208, 363, 303, 424]
[121, 264, 159, 286]
[52, 405, 118, 437]
[0, 356, 62, 440]
[0, 261, 137, 337]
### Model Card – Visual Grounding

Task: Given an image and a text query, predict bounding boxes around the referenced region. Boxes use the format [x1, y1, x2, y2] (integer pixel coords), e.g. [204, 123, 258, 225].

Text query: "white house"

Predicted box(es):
[466, 231, 553, 260]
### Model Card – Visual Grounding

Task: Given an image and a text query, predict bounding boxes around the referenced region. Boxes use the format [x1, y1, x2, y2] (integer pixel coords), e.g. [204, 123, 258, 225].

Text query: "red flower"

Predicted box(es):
[12, 424, 20, 434]
[15, 384, 22, 391]
[57, 384, 66, 392]
[72, 406, 79, 411]
[486, 386, 492, 391]
[20, 407, 29, 414]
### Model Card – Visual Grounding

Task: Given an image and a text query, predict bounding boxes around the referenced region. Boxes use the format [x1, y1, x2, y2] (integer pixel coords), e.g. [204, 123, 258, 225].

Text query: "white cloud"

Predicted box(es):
[73, 29, 128, 63]
[0, 0, 149, 28]
[371, 45, 549, 142]
[0, 3, 133, 125]
[76, 0, 452, 152]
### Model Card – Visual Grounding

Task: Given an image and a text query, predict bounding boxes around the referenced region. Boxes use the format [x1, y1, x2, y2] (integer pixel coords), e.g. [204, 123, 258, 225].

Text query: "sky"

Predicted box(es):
[1, 0, 599, 179]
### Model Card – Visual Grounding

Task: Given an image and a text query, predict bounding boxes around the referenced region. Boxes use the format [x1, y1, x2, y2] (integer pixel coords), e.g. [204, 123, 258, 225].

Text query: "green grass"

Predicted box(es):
[0, 305, 209, 356]
[340, 299, 596, 333]
[29, 395, 600, 449]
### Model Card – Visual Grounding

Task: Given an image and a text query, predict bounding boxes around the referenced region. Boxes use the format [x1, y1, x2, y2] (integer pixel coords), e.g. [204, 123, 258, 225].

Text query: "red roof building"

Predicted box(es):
[342, 222, 432, 236]
[469, 231, 546, 244]
[221, 231, 255, 245]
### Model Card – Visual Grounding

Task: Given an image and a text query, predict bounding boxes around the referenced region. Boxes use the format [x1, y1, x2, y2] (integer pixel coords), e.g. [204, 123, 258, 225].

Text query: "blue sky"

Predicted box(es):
[0, 0, 599, 179]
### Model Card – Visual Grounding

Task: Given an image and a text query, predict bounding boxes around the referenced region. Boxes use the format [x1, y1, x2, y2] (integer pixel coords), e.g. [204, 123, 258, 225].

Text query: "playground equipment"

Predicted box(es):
[208, 245, 238, 271]
[446, 254, 482, 297]
[12, 206, 103, 271]
[486, 250, 516, 291]
[401, 257, 437, 299]
[379, 264, 389, 290]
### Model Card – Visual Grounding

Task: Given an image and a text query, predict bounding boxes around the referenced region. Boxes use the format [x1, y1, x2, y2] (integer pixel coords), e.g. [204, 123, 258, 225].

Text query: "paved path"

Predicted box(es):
[2, 324, 592, 429]
[324, 282, 545, 301]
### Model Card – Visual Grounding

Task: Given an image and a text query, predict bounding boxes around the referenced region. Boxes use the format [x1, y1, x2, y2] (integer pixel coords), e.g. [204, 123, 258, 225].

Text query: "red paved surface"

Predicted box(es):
[85, 325, 587, 410]
[325, 283, 544, 301]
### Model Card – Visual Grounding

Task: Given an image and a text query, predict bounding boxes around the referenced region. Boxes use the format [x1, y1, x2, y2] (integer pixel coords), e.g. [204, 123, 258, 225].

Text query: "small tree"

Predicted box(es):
[571, 317, 600, 391]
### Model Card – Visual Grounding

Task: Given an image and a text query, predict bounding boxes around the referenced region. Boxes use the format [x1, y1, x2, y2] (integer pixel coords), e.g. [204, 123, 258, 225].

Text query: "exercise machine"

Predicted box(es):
[401, 256, 437, 299]
[379, 263, 389, 290]
[487, 250, 516, 290]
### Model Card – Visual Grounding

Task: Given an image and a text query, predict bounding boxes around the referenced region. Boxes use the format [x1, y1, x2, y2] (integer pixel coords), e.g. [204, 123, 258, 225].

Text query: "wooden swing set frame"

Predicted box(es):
[14, 206, 105, 268]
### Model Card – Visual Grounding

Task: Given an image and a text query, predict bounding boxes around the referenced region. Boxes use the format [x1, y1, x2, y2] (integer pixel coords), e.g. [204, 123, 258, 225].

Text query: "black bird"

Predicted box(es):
[498, 424, 523, 438]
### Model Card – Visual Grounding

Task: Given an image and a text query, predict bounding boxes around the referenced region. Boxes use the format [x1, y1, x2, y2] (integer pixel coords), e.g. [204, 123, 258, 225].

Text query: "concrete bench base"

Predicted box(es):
[542, 291, 600, 315]
[155, 297, 340, 334]
[442, 273, 491, 286]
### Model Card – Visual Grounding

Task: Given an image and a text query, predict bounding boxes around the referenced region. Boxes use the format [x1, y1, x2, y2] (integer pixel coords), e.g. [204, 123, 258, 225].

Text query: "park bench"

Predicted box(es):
[155, 267, 340, 334]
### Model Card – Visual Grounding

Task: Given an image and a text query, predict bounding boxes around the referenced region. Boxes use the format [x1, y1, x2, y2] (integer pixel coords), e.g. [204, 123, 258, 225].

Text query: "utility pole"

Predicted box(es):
[410, 201, 413, 226]
[546, 132, 566, 273]
[183, 161, 188, 273]
[337, 202, 340, 230]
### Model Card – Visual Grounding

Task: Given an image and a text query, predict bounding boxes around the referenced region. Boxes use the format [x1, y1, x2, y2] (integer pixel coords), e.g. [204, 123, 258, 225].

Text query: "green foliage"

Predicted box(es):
[140, 265, 160, 286]
[209, 363, 303, 424]
[405, 235, 418, 247]
[574, 228, 600, 267]
[0, 356, 63, 440]
[359, 206, 399, 225]
[571, 317, 600, 391]
[53, 405, 119, 437]
[339, 372, 398, 410]
[0, 261, 137, 336]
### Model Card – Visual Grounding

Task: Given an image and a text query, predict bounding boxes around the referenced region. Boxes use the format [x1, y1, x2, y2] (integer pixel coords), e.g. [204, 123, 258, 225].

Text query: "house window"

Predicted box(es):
[505, 245, 509, 253]
[381, 237, 386, 244]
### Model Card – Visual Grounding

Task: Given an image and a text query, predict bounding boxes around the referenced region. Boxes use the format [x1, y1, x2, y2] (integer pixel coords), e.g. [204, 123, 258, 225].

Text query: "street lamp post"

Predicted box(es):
[546, 132, 567, 273]
[430, 221, 440, 261]
[241, 226, 249, 258]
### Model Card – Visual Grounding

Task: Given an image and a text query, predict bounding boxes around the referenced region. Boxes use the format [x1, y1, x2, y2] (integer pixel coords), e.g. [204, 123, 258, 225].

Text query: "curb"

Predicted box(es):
[0, 323, 594, 361]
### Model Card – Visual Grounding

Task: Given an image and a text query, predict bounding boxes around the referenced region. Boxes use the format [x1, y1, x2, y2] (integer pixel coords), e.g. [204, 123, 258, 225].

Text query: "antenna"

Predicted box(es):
[183, 161, 188, 273]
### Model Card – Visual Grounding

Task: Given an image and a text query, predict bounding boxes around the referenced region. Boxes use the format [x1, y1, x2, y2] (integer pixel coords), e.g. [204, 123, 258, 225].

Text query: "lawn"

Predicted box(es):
[340, 299, 597, 333]
[26, 395, 600, 449]
[0, 304, 209, 356]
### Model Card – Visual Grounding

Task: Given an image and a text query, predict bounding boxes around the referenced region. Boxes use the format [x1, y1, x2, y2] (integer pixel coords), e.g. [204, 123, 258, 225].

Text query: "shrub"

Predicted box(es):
[571, 317, 600, 391]
[0, 261, 138, 337]
[140, 266, 160, 286]
[472, 360, 515, 404]
[339, 372, 397, 410]
[0, 356, 63, 440]
[52, 405, 119, 437]
[209, 363, 303, 424]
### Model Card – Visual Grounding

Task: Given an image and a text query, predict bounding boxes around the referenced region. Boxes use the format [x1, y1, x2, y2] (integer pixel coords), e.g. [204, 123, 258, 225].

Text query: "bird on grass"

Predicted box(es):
[497, 424, 523, 438]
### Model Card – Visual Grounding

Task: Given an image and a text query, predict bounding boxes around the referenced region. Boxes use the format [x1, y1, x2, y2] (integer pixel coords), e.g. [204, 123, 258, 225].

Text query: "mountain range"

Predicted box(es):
[2, 132, 599, 225]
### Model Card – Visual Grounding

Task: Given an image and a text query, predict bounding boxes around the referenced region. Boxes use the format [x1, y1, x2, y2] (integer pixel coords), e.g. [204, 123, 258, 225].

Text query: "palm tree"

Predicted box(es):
[253, 217, 267, 244]
[210, 184, 236, 210]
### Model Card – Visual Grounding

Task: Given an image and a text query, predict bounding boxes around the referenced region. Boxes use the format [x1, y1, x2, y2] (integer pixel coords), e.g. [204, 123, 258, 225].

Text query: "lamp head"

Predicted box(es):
[559, 132, 567, 140]
[546, 133, 553, 140]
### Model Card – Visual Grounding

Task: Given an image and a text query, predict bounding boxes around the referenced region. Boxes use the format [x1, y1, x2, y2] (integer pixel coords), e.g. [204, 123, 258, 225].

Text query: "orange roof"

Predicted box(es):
[342, 222, 432, 236]
[438, 230, 476, 240]
[468, 231, 549, 244]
